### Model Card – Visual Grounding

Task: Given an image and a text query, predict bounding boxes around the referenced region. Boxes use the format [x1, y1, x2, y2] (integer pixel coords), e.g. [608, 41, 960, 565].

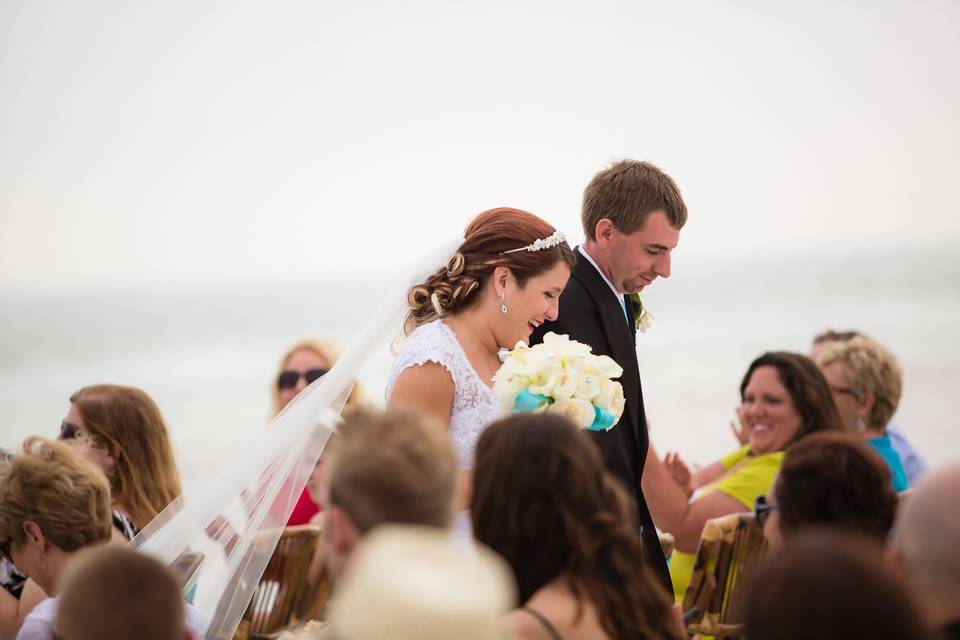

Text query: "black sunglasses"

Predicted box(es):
[59, 421, 80, 440]
[277, 368, 328, 391]
[754, 495, 780, 528]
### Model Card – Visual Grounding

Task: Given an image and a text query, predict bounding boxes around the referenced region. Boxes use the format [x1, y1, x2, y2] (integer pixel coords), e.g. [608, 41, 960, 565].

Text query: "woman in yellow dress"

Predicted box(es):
[642, 351, 844, 602]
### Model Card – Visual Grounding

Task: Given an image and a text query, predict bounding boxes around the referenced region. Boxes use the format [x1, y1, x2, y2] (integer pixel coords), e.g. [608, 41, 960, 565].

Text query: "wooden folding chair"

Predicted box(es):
[233, 525, 333, 640]
[681, 512, 767, 639]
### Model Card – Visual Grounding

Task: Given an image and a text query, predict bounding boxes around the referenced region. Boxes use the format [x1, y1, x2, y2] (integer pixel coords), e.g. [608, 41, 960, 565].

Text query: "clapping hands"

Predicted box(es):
[664, 451, 695, 498]
[730, 405, 750, 445]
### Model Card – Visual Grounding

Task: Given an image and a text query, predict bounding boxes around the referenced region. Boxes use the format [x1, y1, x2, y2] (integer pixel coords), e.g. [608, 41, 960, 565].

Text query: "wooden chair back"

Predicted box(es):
[681, 512, 767, 639]
[233, 524, 333, 640]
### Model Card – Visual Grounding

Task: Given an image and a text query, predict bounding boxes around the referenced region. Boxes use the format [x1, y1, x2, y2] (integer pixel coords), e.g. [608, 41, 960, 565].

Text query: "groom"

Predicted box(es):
[531, 160, 686, 593]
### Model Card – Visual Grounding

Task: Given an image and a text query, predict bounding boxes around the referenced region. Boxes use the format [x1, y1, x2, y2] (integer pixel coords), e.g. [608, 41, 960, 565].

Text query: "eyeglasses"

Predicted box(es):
[276, 368, 329, 391]
[59, 421, 80, 440]
[829, 385, 859, 398]
[754, 495, 779, 528]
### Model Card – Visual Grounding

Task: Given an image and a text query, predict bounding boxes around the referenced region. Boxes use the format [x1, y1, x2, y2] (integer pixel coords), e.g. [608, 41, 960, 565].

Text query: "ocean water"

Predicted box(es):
[2, 247, 959, 492]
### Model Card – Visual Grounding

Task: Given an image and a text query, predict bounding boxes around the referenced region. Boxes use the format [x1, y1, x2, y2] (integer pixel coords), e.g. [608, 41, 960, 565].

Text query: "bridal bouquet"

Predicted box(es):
[493, 332, 626, 431]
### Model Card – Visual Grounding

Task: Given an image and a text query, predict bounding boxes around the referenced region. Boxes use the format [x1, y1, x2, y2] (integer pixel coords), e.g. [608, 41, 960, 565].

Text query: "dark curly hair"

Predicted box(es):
[404, 208, 575, 334]
[774, 432, 897, 542]
[740, 351, 844, 447]
[471, 413, 679, 640]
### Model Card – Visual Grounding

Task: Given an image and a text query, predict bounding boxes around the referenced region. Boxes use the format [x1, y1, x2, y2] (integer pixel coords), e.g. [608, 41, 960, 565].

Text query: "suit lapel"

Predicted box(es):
[571, 252, 641, 443]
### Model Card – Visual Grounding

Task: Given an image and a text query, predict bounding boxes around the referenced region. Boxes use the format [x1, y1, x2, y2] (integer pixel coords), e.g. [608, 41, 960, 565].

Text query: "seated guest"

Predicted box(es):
[328, 525, 513, 640]
[61, 384, 183, 536]
[890, 462, 960, 639]
[54, 546, 205, 640]
[324, 408, 457, 576]
[757, 432, 898, 548]
[816, 335, 909, 490]
[272, 338, 367, 526]
[744, 531, 933, 640]
[0, 437, 114, 640]
[0, 439, 206, 640]
[812, 330, 926, 483]
[471, 413, 681, 640]
[642, 352, 843, 601]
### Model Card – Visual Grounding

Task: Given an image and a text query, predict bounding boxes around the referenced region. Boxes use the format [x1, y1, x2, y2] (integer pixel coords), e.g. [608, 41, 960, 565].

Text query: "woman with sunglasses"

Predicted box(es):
[60, 384, 182, 539]
[641, 351, 844, 602]
[272, 338, 367, 526]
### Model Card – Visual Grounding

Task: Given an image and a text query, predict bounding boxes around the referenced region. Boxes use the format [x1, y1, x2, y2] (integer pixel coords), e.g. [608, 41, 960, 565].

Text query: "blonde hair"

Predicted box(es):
[272, 338, 368, 415]
[70, 385, 182, 529]
[818, 336, 903, 431]
[328, 408, 457, 533]
[0, 437, 112, 551]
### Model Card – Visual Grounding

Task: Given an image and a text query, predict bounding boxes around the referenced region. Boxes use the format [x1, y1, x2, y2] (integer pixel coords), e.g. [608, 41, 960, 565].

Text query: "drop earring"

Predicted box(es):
[500, 294, 509, 315]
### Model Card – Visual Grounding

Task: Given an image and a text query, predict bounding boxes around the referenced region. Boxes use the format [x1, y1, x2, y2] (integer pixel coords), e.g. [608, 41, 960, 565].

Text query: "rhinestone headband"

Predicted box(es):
[501, 230, 567, 255]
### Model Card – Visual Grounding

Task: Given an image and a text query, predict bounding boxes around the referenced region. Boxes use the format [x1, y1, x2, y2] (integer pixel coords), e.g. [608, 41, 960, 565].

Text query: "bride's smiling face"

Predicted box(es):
[495, 262, 570, 348]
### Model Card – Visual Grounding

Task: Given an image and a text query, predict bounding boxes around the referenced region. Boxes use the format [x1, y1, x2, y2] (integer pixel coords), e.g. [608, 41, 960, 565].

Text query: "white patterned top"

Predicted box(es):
[386, 320, 501, 470]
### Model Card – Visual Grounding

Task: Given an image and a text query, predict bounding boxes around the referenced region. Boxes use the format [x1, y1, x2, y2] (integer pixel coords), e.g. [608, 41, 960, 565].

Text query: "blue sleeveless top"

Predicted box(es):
[869, 434, 909, 491]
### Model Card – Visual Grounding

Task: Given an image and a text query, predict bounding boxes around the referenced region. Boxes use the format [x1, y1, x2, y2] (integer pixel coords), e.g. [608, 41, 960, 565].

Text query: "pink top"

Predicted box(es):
[286, 486, 320, 526]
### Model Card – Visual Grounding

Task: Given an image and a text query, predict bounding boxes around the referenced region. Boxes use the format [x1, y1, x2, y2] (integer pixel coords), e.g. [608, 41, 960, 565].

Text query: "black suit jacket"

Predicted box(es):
[530, 248, 671, 593]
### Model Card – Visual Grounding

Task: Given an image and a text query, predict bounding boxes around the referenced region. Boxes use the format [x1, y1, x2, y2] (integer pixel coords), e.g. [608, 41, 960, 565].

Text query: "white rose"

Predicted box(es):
[574, 373, 600, 402]
[493, 373, 531, 413]
[549, 398, 597, 429]
[552, 372, 580, 401]
[595, 379, 626, 425]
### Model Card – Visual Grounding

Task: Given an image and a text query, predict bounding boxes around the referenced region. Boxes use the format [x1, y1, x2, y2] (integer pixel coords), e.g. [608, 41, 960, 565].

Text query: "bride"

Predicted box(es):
[131, 207, 574, 637]
[387, 207, 575, 535]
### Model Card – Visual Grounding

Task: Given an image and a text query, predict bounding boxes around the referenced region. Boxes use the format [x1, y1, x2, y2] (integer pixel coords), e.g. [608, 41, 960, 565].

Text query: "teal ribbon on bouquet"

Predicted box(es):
[512, 389, 552, 412]
[511, 389, 617, 432]
[590, 405, 616, 431]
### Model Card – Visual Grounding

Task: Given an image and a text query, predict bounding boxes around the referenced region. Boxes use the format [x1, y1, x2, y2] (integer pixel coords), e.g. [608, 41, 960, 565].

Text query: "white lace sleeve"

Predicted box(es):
[385, 321, 501, 470]
[385, 322, 459, 404]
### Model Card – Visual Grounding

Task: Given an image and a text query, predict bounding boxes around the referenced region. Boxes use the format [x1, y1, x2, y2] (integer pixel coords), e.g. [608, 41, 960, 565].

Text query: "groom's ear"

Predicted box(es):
[594, 218, 615, 246]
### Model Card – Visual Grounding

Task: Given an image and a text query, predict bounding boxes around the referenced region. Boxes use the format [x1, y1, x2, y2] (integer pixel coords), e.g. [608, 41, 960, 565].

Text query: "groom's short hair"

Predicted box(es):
[328, 408, 458, 533]
[582, 159, 687, 240]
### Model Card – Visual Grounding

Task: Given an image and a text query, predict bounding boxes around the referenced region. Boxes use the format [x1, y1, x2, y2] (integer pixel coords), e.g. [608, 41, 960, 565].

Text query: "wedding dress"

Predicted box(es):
[386, 320, 501, 540]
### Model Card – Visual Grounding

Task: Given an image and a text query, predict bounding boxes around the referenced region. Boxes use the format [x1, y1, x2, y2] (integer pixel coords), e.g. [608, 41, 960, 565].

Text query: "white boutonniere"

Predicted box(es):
[629, 293, 654, 332]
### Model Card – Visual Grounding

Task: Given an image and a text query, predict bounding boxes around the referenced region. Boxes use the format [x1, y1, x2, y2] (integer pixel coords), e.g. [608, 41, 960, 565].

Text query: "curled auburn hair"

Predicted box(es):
[471, 413, 679, 640]
[404, 207, 575, 335]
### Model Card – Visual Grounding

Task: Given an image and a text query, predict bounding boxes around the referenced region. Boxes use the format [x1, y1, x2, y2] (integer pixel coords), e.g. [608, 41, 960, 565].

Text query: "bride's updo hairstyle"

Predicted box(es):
[405, 207, 575, 334]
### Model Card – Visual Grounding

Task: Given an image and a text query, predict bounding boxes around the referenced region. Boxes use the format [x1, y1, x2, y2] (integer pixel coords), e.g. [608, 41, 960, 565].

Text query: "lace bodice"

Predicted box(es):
[386, 321, 501, 470]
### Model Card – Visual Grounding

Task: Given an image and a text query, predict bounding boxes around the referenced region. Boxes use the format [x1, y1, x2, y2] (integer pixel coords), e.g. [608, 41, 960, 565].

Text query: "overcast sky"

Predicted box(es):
[2, 0, 958, 293]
